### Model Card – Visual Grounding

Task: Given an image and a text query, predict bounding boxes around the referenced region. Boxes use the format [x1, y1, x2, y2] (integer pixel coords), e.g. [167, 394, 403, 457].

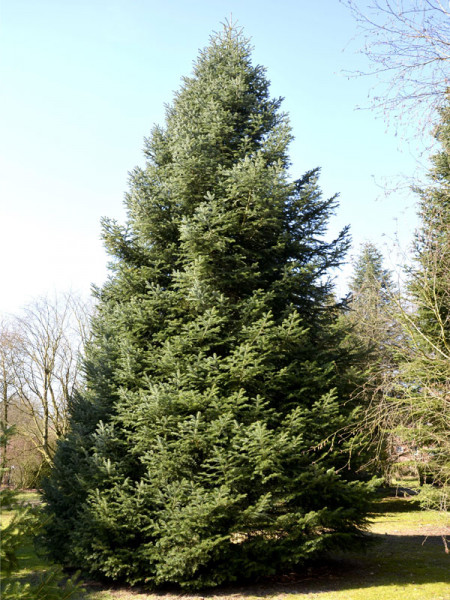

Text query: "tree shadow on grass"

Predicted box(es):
[370, 496, 422, 514]
[82, 533, 449, 599]
[243, 534, 450, 598]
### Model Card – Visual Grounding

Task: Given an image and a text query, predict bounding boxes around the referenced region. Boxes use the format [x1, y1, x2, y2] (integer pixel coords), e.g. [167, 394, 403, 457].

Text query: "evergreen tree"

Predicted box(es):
[42, 25, 373, 588]
[351, 107, 450, 504]
[345, 243, 400, 482]
[411, 104, 450, 350]
[397, 102, 450, 505]
[350, 242, 393, 299]
[348, 242, 399, 361]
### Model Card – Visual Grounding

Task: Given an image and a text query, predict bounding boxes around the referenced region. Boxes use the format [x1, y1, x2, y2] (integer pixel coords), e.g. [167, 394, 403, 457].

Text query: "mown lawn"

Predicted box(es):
[1, 490, 449, 600]
[1, 490, 50, 589]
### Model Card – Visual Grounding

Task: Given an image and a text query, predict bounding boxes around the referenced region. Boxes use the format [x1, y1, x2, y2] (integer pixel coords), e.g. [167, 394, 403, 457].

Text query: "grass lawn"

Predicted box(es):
[1, 489, 53, 589]
[1, 489, 449, 600]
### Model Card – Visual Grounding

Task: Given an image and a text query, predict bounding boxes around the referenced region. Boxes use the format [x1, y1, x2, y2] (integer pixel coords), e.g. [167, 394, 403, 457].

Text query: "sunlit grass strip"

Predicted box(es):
[297, 582, 450, 600]
[2, 491, 449, 600]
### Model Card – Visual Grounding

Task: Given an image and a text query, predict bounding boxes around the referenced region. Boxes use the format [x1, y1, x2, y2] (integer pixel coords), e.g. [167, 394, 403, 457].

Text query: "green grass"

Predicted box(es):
[1, 490, 449, 600]
[14, 491, 42, 505]
[370, 496, 449, 532]
[1, 491, 54, 586]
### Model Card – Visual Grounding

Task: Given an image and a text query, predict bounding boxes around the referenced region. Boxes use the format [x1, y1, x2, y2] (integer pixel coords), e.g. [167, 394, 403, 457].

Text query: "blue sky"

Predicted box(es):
[0, 0, 425, 314]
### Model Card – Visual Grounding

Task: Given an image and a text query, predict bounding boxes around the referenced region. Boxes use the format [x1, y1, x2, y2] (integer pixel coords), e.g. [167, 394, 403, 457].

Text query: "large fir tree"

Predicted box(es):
[43, 25, 372, 588]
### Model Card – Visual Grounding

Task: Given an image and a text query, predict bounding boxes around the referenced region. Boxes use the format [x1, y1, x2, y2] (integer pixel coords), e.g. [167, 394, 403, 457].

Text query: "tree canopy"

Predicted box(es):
[401, 100, 450, 504]
[42, 24, 373, 589]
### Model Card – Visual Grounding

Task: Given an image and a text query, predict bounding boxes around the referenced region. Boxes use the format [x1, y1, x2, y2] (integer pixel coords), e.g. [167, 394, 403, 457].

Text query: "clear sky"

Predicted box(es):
[0, 0, 425, 315]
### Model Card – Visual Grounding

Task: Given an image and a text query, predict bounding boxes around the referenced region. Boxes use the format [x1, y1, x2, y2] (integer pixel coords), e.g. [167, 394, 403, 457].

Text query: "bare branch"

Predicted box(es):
[342, 0, 450, 134]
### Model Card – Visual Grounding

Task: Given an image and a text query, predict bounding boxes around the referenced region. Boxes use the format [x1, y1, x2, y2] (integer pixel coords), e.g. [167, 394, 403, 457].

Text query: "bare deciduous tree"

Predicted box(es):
[342, 0, 450, 133]
[10, 293, 92, 466]
[0, 320, 21, 474]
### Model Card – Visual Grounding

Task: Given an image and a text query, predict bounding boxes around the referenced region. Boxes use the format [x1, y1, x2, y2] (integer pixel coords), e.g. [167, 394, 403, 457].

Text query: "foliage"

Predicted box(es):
[348, 242, 398, 361]
[350, 242, 394, 300]
[346, 104, 450, 509]
[42, 24, 374, 589]
[399, 99, 450, 509]
[4, 490, 450, 600]
[345, 243, 401, 481]
[0, 424, 80, 599]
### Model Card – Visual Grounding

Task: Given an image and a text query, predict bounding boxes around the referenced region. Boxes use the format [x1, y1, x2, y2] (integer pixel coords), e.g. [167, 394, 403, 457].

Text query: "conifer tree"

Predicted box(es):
[411, 104, 450, 350]
[350, 243, 393, 299]
[398, 102, 450, 506]
[348, 109, 450, 504]
[348, 242, 399, 364]
[42, 24, 373, 588]
[345, 243, 400, 482]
